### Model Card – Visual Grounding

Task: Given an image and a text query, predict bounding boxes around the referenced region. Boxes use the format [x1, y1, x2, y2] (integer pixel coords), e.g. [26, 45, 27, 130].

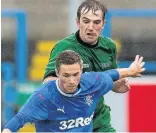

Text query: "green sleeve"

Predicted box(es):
[43, 41, 73, 79]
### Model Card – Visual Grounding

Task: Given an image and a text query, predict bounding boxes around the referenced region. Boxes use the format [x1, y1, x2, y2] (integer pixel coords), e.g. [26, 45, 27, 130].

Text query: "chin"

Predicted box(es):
[86, 39, 96, 44]
[67, 90, 75, 94]
[89, 41, 97, 45]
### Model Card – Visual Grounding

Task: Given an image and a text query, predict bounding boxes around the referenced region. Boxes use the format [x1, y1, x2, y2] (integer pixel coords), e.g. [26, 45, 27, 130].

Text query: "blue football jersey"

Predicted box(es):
[4, 70, 119, 132]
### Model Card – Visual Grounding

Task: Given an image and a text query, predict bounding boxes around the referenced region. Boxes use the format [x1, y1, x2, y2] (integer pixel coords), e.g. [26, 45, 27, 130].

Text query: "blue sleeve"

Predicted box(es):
[104, 69, 119, 81]
[95, 70, 119, 96]
[97, 73, 114, 96]
[4, 90, 49, 132]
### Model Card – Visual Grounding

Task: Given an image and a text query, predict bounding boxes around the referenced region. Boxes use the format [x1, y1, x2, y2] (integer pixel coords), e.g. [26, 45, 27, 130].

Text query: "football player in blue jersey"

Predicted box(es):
[2, 50, 145, 133]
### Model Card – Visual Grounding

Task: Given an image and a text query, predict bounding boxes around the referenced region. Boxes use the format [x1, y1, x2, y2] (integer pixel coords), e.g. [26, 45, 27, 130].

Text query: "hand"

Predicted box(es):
[43, 76, 58, 84]
[112, 78, 130, 93]
[129, 55, 145, 77]
[2, 129, 11, 133]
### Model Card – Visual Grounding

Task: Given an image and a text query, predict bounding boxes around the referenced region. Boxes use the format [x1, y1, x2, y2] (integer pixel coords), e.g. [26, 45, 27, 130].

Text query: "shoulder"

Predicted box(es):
[80, 72, 99, 92]
[49, 34, 77, 56]
[80, 72, 113, 92]
[99, 36, 116, 50]
[54, 34, 77, 49]
[81, 72, 97, 84]
[82, 72, 114, 83]
[51, 33, 82, 56]
[33, 81, 56, 100]
[80, 72, 108, 86]
[82, 71, 112, 80]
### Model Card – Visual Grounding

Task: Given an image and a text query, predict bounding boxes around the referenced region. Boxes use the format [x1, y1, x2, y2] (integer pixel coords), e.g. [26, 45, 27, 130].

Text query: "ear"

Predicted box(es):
[76, 18, 80, 28]
[101, 20, 106, 30]
[55, 69, 59, 77]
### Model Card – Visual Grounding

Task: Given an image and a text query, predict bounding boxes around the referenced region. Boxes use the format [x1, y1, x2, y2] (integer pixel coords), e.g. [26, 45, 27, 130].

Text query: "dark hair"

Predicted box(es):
[77, 0, 107, 21]
[56, 50, 83, 71]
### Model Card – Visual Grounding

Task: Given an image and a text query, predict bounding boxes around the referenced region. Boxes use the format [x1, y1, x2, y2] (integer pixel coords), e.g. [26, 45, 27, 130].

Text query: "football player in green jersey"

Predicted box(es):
[43, 0, 130, 132]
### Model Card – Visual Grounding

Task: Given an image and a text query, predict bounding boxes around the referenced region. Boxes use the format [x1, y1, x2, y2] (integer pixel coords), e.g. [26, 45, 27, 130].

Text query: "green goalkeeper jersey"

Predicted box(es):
[44, 31, 118, 132]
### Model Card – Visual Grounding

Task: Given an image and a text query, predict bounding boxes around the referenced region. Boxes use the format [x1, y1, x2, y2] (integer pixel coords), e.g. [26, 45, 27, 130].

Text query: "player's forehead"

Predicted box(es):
[80, 8, 103, 20]
[59, 63, 81, 74]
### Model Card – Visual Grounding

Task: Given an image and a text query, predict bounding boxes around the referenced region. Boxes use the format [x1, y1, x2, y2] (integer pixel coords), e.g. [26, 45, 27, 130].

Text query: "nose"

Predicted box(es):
[69, 76, 75, 84]
[88, 22, 94, 30]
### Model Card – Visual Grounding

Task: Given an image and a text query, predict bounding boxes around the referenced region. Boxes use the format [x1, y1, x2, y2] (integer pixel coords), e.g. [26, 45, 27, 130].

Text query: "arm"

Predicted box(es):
[97, 55, 145, 96]
[2, 129, 11, 133]
[112, 78, 130, 93]
[2, 91, 48, 132]
[106, 55, 145, 92]
[43, 76, 58, 83]
[117, 55, 145, 79]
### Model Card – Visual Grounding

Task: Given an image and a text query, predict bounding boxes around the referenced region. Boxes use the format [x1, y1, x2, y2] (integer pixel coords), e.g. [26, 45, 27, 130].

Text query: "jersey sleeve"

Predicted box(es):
[104, 69, 120, 81]
[85, 70, 119, 96]
[4, 90, 49, 132]
[98, 69, 120, 96]
[43, 41, 74, 79]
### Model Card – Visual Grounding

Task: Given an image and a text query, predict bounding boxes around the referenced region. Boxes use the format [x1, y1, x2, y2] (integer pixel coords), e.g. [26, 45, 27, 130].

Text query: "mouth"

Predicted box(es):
[86, 33, 96, 37]
[68, 86, 76, 88]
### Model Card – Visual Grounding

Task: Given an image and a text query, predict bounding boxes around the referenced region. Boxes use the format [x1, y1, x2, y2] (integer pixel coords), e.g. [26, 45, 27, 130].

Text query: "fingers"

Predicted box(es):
[124, 78, 131, 89]
[127, 84, 131, 90]
[140, 62, 145, 68]
[138, 56, 144, 64]
[141, 68, 146, 72]
[137, 74, 142, 77]
[124, 78, 129, 83]
[135, 55, 144, 64]
[123, 82, 131, 92]
[125, 82, 130, 89]
[135, 55, 140, 63]
[137, 67, 146, 77]
[132, 55, 145, 77]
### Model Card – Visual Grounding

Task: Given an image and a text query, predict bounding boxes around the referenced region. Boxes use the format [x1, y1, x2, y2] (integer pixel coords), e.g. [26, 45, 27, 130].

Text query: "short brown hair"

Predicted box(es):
[77, 0, 107, 21]
[56, 50, 83, 71]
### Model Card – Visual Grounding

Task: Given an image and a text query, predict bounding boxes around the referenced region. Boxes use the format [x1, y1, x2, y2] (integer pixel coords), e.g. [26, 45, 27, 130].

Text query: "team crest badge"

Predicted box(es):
[85, 95, 93, 106]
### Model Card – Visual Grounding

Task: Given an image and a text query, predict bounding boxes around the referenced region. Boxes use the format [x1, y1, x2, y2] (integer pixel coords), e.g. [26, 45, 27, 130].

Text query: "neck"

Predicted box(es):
[58, 80, 68, 94]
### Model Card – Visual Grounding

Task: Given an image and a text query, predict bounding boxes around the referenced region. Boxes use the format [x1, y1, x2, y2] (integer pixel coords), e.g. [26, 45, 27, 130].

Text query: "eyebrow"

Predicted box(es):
[82, 17, 101, 21]
[63, 72, 79, 75]
[82, 17, 90, 20]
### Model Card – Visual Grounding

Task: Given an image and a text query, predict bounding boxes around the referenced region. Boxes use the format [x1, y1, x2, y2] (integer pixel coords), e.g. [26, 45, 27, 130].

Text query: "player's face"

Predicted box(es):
[57, 63, 82, 94]
[76, 9, 105, 45]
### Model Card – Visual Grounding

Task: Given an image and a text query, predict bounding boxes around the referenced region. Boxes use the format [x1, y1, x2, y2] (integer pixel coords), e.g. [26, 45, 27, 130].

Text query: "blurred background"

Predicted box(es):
[1, 0, 156, 132]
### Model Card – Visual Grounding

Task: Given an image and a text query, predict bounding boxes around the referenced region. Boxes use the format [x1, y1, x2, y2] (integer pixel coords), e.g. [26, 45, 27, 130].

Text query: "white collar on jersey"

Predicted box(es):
[56, 79, 81, 97]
